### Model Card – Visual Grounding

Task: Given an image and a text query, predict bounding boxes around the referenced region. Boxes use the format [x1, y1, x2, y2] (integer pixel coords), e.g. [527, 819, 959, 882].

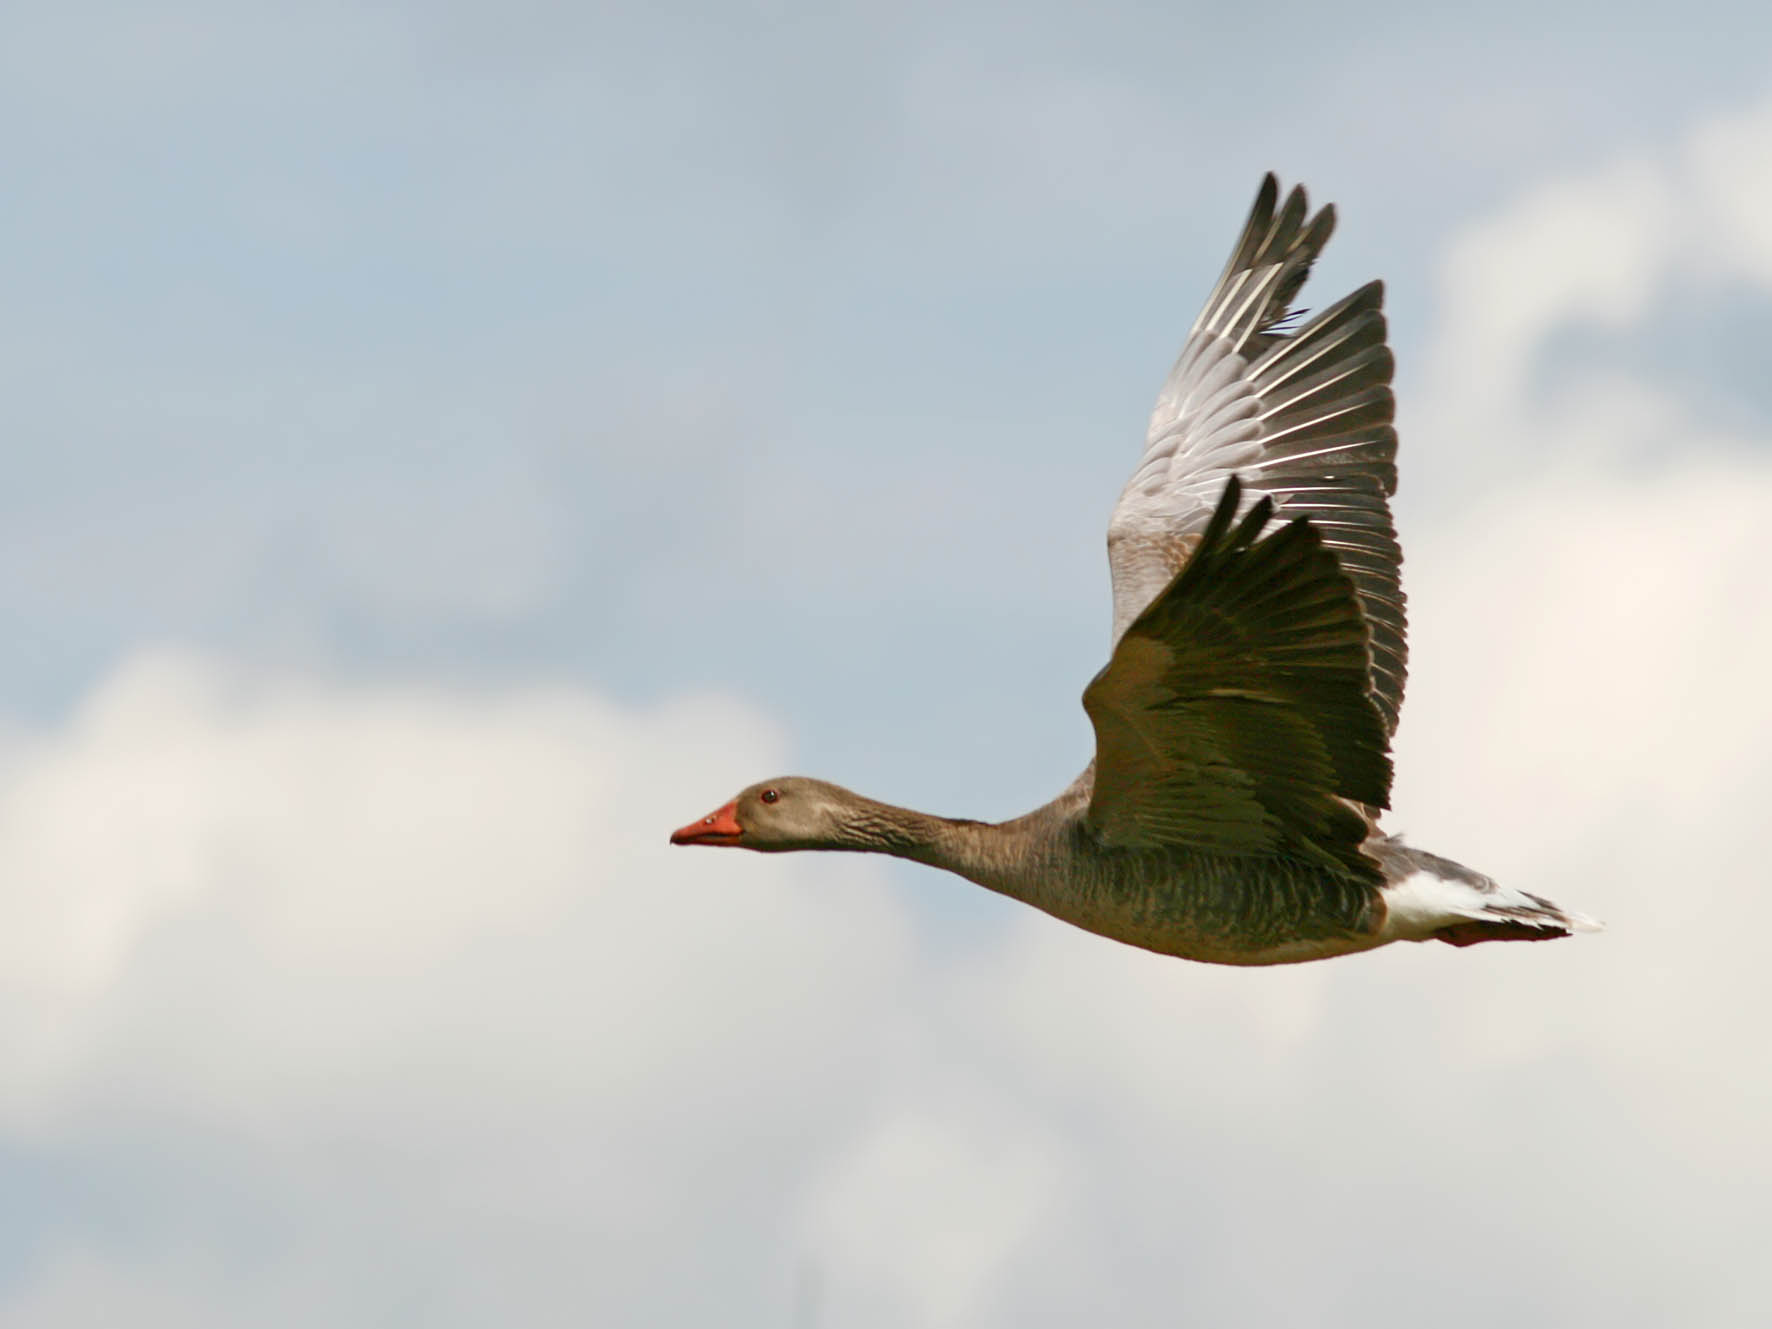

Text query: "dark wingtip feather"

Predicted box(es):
[1233, 493, 1275, 547]
[1273, 186, 1309, 247]
[1201, 474, 1243, 546]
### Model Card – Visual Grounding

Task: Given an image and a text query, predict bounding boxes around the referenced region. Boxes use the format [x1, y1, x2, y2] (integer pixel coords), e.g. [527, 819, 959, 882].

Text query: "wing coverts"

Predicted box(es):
[1086, 476, 1391, 883]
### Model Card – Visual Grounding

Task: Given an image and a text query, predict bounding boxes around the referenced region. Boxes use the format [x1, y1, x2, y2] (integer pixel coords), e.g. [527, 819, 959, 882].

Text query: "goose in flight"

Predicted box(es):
[670, 175, 1598, 965]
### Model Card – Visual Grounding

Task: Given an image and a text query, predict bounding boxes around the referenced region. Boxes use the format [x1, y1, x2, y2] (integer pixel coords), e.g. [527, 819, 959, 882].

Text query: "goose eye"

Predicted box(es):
[760, 788, 780, 804]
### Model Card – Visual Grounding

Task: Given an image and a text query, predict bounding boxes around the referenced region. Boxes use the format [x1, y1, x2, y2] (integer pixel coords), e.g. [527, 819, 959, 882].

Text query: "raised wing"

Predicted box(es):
[1084, 477, 1390, 882]
[1108, 175, 1407, 734]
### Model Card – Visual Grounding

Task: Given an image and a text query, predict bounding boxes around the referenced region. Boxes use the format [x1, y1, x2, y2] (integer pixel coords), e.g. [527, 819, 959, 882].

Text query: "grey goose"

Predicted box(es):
[670, 175, 1599, 966]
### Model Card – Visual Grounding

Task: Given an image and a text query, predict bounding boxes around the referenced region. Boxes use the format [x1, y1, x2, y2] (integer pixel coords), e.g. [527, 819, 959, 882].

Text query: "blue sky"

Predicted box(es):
[2, 3, 1770, 1325]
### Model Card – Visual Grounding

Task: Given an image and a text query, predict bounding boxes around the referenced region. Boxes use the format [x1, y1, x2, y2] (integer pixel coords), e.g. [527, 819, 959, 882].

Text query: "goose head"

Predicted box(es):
[669, 777, 859, 852]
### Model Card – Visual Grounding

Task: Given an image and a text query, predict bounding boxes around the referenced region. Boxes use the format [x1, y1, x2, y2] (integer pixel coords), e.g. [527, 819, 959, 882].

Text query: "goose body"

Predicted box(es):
[671, 177, 1598, 966]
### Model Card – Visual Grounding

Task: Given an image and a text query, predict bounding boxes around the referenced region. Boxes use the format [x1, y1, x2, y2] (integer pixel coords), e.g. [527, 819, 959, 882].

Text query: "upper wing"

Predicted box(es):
[1084, 477, 1390, 882]
[1108, 175, 1407, 734]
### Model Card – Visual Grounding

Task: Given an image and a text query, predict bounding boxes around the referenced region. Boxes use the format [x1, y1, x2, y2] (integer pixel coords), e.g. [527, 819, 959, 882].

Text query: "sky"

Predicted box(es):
[1, 1, 1770, 1324]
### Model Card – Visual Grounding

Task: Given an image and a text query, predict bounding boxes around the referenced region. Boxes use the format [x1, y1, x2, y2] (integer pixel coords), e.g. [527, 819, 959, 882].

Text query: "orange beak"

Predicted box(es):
[669, 799, 744, 846]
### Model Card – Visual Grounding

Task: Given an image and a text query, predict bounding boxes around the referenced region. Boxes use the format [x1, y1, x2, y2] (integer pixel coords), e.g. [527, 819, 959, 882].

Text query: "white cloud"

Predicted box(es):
[0, 651, 920, 1324]
[1428, 156, 1677, 418]
[1687, 95, 1772, 287]
[797, 1092, 1072, 1328]
[5, 422, 1772, 1327]
[1418, 89, 1772, 484]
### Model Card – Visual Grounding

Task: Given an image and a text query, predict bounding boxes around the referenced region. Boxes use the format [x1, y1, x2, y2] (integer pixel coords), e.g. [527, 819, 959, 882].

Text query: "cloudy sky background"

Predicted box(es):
[2, 1, 1770, 1324]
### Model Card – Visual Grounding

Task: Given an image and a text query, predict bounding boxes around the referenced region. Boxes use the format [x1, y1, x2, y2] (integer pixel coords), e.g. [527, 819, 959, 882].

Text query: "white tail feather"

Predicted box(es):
[1379, 867, 1603, 945]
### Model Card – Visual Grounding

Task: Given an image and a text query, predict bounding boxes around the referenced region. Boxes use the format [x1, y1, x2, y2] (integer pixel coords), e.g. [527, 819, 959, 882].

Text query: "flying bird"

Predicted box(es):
[671, 175, 1599, 966]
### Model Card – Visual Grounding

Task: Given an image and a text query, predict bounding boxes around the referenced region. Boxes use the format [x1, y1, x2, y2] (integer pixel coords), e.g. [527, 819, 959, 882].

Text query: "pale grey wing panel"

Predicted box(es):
[1110, 177, 1337, 646]
[1106, 177, 1407, 734]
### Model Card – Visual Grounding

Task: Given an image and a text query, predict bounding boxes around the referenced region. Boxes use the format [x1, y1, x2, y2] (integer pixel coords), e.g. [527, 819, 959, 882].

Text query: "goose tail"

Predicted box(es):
[1373, 841, 1603, 947]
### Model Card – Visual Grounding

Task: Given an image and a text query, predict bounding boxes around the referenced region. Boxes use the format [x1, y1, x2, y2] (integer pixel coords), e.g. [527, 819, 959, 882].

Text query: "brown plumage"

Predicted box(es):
[670, 175, 1599, 966]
